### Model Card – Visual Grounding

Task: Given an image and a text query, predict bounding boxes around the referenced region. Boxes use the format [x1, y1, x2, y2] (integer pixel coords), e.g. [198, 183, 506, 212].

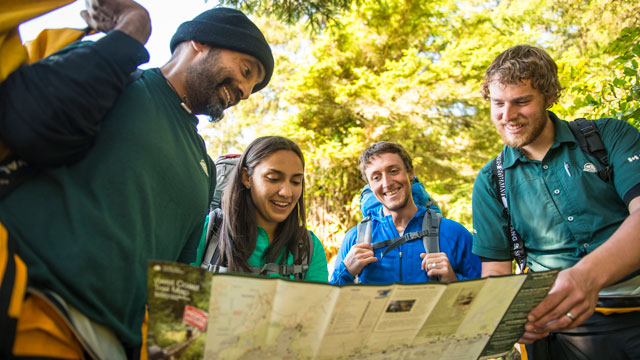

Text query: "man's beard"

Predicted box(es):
[497, 106, 549, 148]
[205, 103, 224, 123]
[184, 49, 232, 122]
[383, 190, 410, 212]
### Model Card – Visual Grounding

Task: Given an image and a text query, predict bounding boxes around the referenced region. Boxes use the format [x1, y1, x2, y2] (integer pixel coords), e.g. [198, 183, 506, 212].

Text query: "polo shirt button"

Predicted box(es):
[542, 164, 549, 170]
[554, 189, 560, 195]
[568, 216, 574, 221]
[584, 243, 589, 248]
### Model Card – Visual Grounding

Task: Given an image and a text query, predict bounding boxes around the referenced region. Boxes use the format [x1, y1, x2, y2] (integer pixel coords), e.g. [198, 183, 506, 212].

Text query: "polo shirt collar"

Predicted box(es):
[550, 111, 577, 146]
[501, 111, 575, 168]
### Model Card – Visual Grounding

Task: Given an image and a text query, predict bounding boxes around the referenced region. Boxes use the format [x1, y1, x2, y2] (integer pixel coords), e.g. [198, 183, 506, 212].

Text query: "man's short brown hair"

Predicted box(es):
[359, 142, 413, 181]
[481, 45, 563, 105]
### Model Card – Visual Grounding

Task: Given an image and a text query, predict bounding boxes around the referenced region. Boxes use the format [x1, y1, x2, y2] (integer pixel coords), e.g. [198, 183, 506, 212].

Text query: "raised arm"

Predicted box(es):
[0, 0, 150, 165]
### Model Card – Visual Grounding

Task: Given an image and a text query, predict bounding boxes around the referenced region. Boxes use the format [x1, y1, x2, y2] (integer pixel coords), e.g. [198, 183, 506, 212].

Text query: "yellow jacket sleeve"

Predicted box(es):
[0, 0, 75, 81]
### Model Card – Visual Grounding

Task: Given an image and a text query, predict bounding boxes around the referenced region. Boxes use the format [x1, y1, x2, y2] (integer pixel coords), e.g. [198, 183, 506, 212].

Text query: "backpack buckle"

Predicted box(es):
[403, 232, 417, 242]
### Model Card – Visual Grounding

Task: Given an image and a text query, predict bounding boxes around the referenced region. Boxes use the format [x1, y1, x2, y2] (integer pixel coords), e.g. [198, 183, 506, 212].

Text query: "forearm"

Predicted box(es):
[571, 204, 640, 292]
[0, 30, 149, 165]
[521, 199, 640, 336]
[481, 260, 512, 277]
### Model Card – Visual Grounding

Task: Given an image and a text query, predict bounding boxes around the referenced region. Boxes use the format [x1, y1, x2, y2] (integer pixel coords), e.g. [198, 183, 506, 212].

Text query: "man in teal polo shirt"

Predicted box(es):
[472, 44, 640, 359]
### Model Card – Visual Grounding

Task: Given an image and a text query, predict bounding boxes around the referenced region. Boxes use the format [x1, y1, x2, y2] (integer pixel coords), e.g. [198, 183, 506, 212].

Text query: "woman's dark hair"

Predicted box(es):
[217, 136, 309, 273]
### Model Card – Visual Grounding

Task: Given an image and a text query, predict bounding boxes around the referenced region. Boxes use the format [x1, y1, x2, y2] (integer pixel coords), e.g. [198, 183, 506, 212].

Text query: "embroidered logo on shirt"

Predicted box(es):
[583, 163, 597, 173]
[629, 155, 640, 163]
[200, 159, 209, 177]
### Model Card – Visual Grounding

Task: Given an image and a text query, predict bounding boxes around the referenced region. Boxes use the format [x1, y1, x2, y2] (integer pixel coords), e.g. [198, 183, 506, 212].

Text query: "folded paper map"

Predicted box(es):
[146, 261, 558, 360]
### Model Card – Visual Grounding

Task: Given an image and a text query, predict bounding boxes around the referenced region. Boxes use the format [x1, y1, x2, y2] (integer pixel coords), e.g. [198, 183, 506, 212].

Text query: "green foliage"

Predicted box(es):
[218, 0, 355, 32]
[202, 0, 640, 262]
[562, 23, 640, 126]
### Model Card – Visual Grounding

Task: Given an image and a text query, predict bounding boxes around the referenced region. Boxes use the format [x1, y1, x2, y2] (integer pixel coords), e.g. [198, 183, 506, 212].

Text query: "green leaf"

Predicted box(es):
[624, 67, 637, 77]
[620, 101, 628, 111]
[613, 78, 626, 88]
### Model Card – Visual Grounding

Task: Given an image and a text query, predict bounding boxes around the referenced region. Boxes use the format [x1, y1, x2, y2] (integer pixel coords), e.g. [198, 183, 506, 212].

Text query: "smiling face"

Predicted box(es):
[364, 152, 415, 214]
[185, 46, 265, 122]
[243, 150, 304, 235]
[489, 79, 553, 150]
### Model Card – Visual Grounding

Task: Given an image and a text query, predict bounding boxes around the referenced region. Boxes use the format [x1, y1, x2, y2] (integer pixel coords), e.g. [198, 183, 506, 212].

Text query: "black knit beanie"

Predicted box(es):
[170, 7, 274, 92]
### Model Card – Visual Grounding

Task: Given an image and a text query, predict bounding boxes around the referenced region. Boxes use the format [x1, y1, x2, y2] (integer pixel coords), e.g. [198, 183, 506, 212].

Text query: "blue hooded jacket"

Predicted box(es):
[330, 179, 480, 285]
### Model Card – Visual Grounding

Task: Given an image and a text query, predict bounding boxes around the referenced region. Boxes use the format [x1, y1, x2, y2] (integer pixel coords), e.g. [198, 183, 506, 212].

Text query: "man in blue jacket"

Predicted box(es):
[330, 141, 480, 285]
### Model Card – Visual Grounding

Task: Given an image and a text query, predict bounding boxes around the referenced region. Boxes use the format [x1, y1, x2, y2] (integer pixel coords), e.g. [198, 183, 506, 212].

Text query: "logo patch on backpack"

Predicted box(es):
[583, 162, 597, 173]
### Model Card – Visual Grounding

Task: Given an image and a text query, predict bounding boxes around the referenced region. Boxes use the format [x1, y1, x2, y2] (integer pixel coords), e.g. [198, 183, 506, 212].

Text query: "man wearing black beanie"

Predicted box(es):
[0, 6, 274, 359]
[162, 6, 274, 122]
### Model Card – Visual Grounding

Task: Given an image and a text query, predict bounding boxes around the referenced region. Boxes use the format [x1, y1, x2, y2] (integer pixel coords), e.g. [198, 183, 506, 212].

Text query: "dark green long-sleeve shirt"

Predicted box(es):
[0, 68, 215, 348]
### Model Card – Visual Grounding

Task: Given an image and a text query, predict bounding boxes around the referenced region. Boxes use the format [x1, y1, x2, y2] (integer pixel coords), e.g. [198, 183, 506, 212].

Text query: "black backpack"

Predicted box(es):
[491, 118, 612, 271]
[210, 154, 241, 210]
[200, 154, 313, 280]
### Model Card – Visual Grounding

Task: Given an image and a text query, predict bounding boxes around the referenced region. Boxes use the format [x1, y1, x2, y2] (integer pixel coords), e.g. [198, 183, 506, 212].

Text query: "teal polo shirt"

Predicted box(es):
[472, 112, 640, 272]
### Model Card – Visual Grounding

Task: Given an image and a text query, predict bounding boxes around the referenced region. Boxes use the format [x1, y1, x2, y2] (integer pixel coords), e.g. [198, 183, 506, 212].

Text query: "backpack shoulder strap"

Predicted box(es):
[421, 208, 441, 281]
[356, 217, 372, 245]
[354, 217, 372, 283]
[211, 154, 241, 210]
[568, 118, 612, 182]
[201, 209, 224, 272]
[307, 230, 314, 266]
[421, 208, 440, 254]
[491, 151, 526, 272]
[292, 230, 314, 280]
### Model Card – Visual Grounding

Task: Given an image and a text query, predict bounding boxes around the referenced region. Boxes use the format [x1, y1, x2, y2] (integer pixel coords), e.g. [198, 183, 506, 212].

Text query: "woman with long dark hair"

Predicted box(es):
[210, 136, 328, 281]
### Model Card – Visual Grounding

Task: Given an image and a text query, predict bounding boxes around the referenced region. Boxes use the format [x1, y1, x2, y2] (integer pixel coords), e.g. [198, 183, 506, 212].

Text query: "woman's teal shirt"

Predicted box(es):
[193, 218, 329, 282]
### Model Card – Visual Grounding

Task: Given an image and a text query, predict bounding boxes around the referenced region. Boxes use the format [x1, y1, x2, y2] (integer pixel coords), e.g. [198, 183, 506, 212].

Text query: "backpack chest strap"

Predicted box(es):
[251, 263, 309, 277]
[204, 263, 309, 277]
[376, 229, 433, 258]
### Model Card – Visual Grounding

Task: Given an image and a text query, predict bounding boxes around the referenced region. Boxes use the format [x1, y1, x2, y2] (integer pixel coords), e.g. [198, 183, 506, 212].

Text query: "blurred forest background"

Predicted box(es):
[205, 0, 640, 263]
